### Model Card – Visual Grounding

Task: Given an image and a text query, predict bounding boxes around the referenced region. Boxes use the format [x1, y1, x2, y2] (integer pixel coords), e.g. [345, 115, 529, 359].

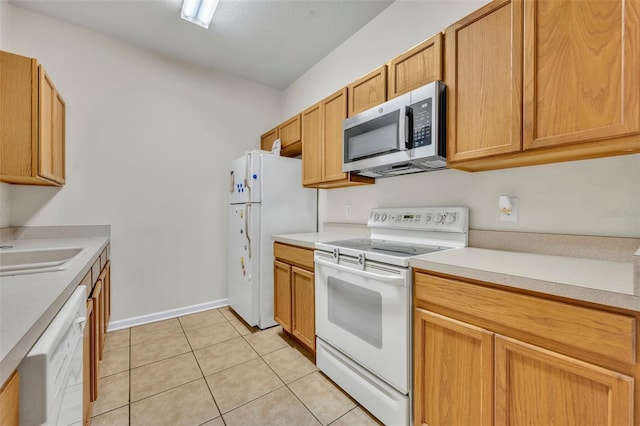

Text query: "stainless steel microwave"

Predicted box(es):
[342, 81, 446, 178]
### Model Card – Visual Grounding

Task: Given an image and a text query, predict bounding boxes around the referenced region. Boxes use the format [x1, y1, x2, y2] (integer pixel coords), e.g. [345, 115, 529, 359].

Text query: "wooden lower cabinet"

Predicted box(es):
[84, 246, 112, 422]
[495, 335, 633, 426]
[0, 370, 19, 426]
[90, 278, 102, 400]
[413, 270, 637, 426]
[413, 309, 493, 426]
[273, 243, 316, 353]
[274, 260, 293, 332]
[291, 266, 315, 350]
[83, 299, 94, 426]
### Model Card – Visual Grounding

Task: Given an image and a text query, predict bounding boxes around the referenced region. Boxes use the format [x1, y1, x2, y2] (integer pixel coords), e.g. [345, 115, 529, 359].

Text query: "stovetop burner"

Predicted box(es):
[315, 207, 469, 267]
[324, 238, 448, 258]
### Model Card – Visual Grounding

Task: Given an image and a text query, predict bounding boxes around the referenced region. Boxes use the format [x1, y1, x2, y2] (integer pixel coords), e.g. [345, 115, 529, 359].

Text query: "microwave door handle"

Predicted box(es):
[405, 106, 414, 149]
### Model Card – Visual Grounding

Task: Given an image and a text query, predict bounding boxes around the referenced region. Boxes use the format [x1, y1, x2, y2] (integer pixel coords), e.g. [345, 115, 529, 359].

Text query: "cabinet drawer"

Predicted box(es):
[80, 271, 92, 299]
[274, 242, 314, 271]
[91, 258, 101, 285]
[100, 247, 108, 270]
[414, 272, 636, 366]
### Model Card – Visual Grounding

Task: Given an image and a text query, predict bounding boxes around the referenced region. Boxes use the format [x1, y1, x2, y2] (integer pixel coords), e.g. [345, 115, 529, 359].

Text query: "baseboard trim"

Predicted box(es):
[107, 298, 229, 332]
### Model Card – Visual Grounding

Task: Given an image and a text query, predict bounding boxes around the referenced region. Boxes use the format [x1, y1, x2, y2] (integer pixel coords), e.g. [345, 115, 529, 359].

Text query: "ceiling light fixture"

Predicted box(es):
[181, 0, 219, 29]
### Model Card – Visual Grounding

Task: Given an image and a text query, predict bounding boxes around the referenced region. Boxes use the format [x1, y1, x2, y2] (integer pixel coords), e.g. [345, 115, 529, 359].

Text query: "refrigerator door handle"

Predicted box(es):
[245, 153, 252, 200]
[245, 204, 252, 259]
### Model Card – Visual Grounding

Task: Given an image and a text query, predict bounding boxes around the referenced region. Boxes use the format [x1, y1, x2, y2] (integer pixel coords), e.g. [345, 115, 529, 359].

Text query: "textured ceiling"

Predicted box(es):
[9, 0, 394, 90]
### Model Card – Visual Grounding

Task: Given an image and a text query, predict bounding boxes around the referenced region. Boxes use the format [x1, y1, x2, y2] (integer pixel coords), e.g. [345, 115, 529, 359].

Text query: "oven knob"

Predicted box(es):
[424, 214, 432, 222]
[445, 212, 457, 224]
[381, 214, 387, 221]
[374, 213, 380, 222]
[434, 213, 444, 223]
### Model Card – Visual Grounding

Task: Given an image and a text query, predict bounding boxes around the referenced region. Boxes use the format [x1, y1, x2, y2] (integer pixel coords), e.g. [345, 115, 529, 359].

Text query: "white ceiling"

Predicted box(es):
[9, 0, 394, 90]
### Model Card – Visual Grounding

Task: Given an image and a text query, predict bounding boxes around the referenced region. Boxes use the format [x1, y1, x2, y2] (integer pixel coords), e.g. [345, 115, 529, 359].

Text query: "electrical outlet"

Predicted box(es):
[500, 197, 519, 221]
[346, 204, 352, 219]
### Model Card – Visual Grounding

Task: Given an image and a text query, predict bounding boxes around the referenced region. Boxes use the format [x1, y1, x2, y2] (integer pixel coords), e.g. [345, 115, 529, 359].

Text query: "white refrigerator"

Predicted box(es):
[228, 150, 317, 329]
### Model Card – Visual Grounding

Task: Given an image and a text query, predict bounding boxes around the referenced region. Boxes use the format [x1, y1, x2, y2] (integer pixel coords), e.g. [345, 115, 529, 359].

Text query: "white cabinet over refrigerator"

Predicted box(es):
[228, 150, 317, 329]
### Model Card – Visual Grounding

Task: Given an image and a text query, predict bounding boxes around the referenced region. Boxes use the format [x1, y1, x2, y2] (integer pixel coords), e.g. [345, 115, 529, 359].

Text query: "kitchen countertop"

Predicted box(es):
[273, 228, 639, 312]
[272, 232, 367, 250]
[0, 235, 109, 386]
[410, 247, 638, 311]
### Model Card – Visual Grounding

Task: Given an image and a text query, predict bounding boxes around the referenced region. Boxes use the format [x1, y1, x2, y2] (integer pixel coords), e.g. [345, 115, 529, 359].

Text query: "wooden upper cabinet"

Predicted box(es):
[347, 65, 387, 117]
[445, 0, 524, 163]
[0, 51, 66, 186]
[323, 88, 349, 182]
[260, 127, 278, 151]
[388, 33, 443, 99]
[38, 66, 65, 185]
[278, 114, 302, 157]
[302, 103, 323, 186]
[523, 0, 640, 150]
[301, 88, 374, 188]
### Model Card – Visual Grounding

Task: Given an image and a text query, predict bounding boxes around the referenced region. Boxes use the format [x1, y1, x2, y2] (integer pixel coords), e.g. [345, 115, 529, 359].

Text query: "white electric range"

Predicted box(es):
[314, 207, 469, 425]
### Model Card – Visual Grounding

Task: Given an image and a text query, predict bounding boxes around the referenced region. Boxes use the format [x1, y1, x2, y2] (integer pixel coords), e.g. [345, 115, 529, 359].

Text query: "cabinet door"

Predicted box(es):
[278, 114, 302, 157]
[38, 65, 65, 185]
[495, 335, 633, 426]
[445, 0, 523, 162]
[302, 102, 323, 186]
[291, 266, 315, 351]
[83, 299, 94, 424]
[322, 88, 349, 182]
[90, 279, 102, 401]
[0, 371, 19, 426]
[388, 33, 443, 99]
[523, 0, 640, 150]
[414, 308, 493, 426]
[97, 269, 107, 358]
[0, 52, 37, 181]
[260, 127, 278, 151]
[274, 260, 292, 333]
[347, 65, 387, 117]
[104, 260, 111, 329]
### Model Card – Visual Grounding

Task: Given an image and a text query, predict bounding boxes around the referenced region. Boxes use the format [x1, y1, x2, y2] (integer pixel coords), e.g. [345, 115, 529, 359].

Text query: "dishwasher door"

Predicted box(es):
[19, 286, 86, 426]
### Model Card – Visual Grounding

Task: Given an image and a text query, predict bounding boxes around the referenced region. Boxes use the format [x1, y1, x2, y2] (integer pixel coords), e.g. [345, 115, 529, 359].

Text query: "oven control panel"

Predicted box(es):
[368, 207, 469, 233]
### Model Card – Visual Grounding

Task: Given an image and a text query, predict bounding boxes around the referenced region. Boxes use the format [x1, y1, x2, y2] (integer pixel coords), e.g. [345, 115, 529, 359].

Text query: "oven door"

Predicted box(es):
[314, 251, 411, 393]
[342, 93, 413, 173]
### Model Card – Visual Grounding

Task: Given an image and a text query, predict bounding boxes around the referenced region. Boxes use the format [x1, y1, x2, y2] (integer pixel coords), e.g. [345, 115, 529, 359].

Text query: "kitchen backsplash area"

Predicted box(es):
[318, 154, 640, 238]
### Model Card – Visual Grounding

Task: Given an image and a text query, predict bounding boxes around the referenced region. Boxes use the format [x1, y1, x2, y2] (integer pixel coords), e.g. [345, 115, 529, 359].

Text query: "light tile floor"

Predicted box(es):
[91, 306, 382, 426]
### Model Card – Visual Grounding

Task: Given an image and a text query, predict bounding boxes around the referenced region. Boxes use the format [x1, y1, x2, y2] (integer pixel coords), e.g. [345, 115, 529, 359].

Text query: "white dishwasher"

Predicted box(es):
[19, 286, 87, 426]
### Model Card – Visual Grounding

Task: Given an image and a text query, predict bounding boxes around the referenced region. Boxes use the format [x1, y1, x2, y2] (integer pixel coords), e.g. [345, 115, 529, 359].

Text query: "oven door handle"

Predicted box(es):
[315, 257, 406, 285]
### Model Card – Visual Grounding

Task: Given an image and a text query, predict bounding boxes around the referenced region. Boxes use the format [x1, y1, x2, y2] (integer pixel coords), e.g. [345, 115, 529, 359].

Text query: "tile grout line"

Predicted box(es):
[180, 311, 228, 425]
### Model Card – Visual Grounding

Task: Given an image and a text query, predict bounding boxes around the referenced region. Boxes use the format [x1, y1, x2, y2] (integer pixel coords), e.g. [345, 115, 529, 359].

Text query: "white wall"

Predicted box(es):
[283, 0, 640, 238]
[0, 0, 11, 228]
[5, 6, 282, 321]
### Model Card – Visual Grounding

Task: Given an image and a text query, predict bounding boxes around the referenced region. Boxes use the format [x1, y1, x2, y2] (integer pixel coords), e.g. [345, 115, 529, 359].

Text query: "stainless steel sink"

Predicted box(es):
[0, 247, 87, 277]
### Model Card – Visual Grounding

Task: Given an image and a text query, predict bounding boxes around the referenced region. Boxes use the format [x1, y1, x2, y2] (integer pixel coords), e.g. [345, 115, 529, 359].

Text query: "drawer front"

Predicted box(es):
[91, 258, 101, 285]
[100, 248, 108, 270]
[274, 242, 314, 271]
[415, 272, 636, 366]
[80, 271, 92, 299]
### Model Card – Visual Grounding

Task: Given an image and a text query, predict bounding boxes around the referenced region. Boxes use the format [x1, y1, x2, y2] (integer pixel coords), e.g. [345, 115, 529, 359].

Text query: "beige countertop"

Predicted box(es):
[272, 230, 639, 312]
[410, 247, 638, 311]
[0, 234, 109, 386]
[272, 232, 366, 250]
